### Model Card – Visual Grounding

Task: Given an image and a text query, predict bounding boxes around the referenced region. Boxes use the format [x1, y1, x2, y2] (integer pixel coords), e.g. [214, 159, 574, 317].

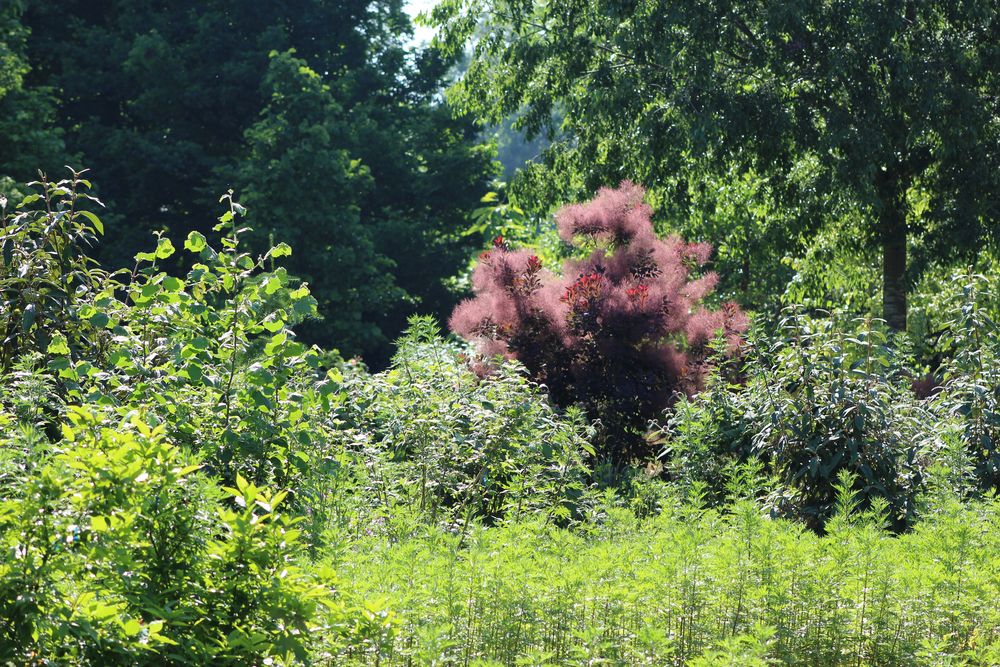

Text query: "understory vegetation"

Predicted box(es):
[339, 495, 1000, 666]
[2, 171, 1000, 665]
[2, 0, 998, 662]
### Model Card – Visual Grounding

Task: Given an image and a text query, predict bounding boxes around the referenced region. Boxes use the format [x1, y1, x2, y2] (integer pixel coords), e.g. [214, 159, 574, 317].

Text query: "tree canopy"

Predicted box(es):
[7, 0, 495, 361]
[431, 0, 1000, 328]
[0, 0, 64, 186]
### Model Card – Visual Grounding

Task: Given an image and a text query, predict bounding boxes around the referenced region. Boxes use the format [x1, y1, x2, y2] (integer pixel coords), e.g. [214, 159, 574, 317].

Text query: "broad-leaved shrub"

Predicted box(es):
[332, 317, 594, 531]
[0, 407, 340, 665]
[664, 311, 933, 530]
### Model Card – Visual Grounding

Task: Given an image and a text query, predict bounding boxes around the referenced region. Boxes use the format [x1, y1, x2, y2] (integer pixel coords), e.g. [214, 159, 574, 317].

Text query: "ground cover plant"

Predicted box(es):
[334, 488, 1000, 666]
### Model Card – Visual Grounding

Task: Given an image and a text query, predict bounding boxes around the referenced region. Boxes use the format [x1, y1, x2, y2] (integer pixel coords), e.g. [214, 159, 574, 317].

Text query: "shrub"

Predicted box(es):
[331, 317, 594, 531]
[450, 181, 747, 462]
[659, 370, 757, 507]
[663, 312, 933, 530]
[0, 407, 340, 665]
[933, 269, 1000, 491]
[0, 169, 110, 372]
[1, 173, 345, 497]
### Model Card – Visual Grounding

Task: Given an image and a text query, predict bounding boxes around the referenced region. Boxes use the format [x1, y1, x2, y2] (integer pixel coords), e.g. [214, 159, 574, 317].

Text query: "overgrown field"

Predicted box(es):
[336, 497, 1000, 665]
[3, 174, 1000, 665]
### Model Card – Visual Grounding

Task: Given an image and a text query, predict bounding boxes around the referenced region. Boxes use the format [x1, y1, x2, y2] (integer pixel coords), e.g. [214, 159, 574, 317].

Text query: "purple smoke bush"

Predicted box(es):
[451, 182, 747, 461]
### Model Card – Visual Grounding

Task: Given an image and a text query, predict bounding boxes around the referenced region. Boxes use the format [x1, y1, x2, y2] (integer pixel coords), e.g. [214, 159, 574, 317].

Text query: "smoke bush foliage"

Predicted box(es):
[451, 181, 747, 461]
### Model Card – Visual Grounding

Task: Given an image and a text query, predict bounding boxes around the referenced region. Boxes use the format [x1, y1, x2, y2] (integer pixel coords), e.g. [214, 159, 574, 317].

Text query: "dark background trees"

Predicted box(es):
[0, 0, 64, 187]
[3, 0, 495, 362]
[4, 0, 998, 362]
[431, 0, 1000, 330]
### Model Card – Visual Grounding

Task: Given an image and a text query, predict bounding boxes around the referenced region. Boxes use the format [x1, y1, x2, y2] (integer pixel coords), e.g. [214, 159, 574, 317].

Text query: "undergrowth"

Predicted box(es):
[334, 486, 1000, 666]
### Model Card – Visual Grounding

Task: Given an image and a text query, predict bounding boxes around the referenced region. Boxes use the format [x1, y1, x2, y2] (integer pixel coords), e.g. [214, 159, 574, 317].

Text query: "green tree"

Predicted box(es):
[431, 0, 1000, 329]
[0, 0, 63, 183]
[22, 0, 494, 360]
[232, 51, 402, 354]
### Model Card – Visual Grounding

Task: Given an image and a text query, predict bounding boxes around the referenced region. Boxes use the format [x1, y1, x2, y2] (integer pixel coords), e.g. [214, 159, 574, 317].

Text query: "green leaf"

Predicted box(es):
[21, 304, 36, 332]
[155, 237, 176, 259]
[47, 333, 70, 355]
[48, 357, 71, 371]
[264, 332, 287, 355]
[262, 314, 285, 332]
[18, 193, 41, 207]
[268, 242, 292, 258]
[184, 363, 203, 382]
[161, 276, 184, 292]
[78, 209, 104, 234]
[122, 619, 143, 637]
[184, 231, 207, 252]
[262, 276, 282, 295]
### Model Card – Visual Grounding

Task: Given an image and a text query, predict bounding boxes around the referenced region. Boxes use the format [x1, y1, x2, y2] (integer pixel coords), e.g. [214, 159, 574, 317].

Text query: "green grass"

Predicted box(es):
[331, 495, 1000, 666]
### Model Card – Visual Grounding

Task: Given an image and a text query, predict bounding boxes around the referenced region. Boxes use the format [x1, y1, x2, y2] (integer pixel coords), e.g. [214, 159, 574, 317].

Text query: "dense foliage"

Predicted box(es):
[0, 175, 590, 662]
[4, 0, 1000, 661]
[0, 1, 64, 186]
[664, 313, 932, 530]
[663, 270, 1000, 532]
[1, 408, 335, 664]
[4, 170, 1000, 663]
[1, 0, 495, 361]
[430, 0, 1000, 329]
[334, 319, 594, 529]
[452, 182, 747, 462]
[340, 491, 1000, 665]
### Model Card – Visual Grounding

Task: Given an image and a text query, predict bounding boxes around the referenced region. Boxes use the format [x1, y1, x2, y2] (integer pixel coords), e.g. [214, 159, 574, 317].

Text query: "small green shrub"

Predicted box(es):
[332, 317, 594, 531]
[1, 176, 344, 498]
[932, 270, 1000, 492]
[0, 407, 339, 665]
[664, 312, 932, 530]
[0, 169, 110, 371]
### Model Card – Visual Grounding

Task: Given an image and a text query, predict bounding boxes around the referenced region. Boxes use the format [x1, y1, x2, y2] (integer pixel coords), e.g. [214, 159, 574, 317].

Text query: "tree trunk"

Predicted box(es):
[875, 169, 908, 331]
[882, 217, 907, 331]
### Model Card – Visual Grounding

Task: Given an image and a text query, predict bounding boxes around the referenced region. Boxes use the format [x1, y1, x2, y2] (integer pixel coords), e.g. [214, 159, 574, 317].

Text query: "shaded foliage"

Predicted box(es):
[18, 0, 496, 361]
[0, 0, 64, 183]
